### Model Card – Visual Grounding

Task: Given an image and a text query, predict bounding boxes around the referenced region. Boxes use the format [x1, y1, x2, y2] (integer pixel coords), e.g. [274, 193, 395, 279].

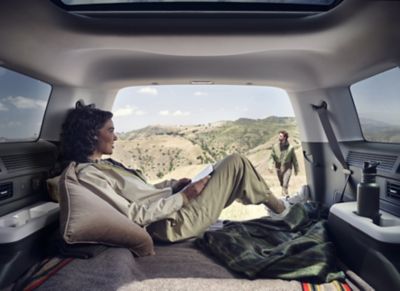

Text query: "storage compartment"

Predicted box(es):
[329, 202, 400, 243]
[0, 201, 58, 243]
[0, 202, 59, 288]
[328, 202, 400, 290]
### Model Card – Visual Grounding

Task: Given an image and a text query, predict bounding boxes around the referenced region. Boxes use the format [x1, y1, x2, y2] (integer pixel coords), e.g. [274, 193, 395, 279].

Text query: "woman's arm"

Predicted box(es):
[77, 166, 189, 226]
[153, 179, 177, 189]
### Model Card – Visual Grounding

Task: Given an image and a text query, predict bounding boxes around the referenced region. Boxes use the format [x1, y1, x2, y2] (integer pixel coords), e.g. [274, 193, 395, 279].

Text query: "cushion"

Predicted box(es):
[46, 175, 61, 202]
[58, 162, 155, 257]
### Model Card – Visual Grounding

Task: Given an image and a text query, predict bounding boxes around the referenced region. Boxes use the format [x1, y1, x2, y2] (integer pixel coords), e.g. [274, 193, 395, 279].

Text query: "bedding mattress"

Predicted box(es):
[32, 240, 354, 291]
[15, 209, 363, 291]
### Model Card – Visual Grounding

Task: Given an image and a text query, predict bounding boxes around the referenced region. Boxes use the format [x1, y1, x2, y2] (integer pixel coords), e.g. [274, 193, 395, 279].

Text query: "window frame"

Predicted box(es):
[349, 66, 400, 145]
[0, 66, 52, 144]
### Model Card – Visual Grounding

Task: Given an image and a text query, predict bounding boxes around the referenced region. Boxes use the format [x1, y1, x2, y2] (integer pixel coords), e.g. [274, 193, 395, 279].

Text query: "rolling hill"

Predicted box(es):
[112, 116, 302, 181]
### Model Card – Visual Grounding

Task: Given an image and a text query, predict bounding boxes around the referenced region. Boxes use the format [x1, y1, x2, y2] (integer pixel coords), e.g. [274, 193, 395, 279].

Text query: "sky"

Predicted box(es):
[0, 67, 51, 140]
[111, 85, 294, 133]
[351, 67, 400, 126]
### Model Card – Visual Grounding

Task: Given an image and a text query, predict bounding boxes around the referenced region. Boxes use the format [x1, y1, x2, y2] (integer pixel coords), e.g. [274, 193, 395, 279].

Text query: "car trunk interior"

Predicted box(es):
[0, 0, 400, 290]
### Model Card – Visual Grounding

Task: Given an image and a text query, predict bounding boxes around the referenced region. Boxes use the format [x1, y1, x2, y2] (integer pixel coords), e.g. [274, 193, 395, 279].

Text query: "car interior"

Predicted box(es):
[0, 0, 400, 290]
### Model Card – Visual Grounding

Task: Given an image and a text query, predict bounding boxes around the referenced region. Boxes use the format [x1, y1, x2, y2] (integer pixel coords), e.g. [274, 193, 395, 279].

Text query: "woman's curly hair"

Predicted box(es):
[60, 105, 113, 163]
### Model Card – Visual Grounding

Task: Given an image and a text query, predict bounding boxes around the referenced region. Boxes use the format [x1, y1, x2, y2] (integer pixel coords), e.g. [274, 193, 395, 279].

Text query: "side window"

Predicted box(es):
[111, 85, 306, 220]
[351, 67, 400, 143]
[0, 67, 51, 142]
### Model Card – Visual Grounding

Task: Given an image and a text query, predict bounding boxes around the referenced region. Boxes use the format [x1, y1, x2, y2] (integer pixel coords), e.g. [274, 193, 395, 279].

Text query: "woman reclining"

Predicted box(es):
[60, 104, 294, 242]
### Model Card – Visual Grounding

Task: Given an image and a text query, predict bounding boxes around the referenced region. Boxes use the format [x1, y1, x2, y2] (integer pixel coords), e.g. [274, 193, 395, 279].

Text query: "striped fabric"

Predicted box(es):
[22, 257, 74, 291]
[302, 280, 352, 291]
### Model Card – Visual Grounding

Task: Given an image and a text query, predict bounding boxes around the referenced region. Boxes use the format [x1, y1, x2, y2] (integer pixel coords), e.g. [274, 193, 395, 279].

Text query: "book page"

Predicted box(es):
[191, 164, 214, 183]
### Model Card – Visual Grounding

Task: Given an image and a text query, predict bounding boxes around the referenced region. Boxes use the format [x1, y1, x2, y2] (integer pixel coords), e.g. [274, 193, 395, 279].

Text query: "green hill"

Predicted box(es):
[112, 116, 300, 180]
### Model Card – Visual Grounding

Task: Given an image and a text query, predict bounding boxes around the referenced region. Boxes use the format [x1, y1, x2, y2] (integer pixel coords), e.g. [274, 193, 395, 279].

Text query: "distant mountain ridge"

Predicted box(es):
[359, 117, 400, 143]
[112, 116, 300, 180]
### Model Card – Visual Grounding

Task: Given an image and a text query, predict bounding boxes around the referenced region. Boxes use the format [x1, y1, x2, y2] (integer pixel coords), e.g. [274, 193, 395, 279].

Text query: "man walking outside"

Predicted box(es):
[269, 130, 299, 197]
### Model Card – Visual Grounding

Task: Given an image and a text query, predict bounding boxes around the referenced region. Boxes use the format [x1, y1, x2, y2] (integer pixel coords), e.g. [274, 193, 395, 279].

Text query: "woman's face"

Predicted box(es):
[94, 119, 118, 156]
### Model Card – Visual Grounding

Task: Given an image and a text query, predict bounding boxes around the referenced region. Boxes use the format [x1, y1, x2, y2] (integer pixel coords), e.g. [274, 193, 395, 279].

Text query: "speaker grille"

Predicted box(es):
[0, 152, 54, 172]
[347, 151, 397, 172]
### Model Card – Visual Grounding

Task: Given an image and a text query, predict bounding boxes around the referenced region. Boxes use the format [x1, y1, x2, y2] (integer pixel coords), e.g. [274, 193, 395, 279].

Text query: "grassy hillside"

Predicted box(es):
[113, 116, 301, 180]
[360, 118, 400, 143]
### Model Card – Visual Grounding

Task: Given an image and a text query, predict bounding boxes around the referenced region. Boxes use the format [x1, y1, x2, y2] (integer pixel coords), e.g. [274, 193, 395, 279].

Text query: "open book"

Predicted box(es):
[191, 164, 214, 183]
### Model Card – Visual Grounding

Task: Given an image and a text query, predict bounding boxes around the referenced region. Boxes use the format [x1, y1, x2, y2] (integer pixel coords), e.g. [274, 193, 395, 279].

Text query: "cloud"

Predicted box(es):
[159, 110, 190, 117]
[234, 106, 249, 112]
[0, 102, 8, 111]
[0, 67, 7, 77]
[137, 87, 158, 95]
[5, 96, 47, 109]
[114, 105, 147, 117]
[159, 110, 170, 116]
[114, 105, 135, 117]
[36, 100, 47, 108]
[172, 110, 190, 116]
[194, 91, 208, 96]
[0, 121, 22, 128]
[135, 110, 146, 116]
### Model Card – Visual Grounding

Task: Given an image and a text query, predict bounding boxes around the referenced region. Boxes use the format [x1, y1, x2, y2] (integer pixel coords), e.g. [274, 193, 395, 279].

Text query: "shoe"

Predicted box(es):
[266, 185, 310, 219]
[287, 185, 310, 205]
[266, 199, 291, 219]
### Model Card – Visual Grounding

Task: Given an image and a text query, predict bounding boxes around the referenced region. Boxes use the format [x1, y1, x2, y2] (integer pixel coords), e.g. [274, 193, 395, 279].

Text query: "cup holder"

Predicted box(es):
[29, 203, 58, 219]
[0, 210, 30, 227]
[0, 205, 55, 227]
[330, 202, 400, 244]
[0, 201, 59, 244]
[0, 202, 59, 229]
[379, 217, 400, 227]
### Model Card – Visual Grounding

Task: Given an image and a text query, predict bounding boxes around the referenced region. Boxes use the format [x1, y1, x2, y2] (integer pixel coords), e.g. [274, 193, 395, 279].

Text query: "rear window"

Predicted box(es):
[350, 67, 400, 144]
[0, 67, 51, 143]
[111, 85, 306, 220]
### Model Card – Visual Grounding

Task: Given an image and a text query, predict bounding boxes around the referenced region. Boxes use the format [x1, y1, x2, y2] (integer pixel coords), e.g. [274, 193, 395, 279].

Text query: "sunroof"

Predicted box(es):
[57, 0, 341, 12]
[61, 0, 336, 4]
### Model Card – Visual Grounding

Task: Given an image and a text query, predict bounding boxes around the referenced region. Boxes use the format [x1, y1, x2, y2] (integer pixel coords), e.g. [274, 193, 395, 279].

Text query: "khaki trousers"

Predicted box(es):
[276, 168, 292, 196]
[147, 154, 279, 242]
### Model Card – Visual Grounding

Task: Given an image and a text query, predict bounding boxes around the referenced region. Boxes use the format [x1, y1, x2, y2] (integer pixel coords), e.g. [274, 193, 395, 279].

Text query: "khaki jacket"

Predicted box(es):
[75, 160, 186, 226]
[269, 142, 299, 174]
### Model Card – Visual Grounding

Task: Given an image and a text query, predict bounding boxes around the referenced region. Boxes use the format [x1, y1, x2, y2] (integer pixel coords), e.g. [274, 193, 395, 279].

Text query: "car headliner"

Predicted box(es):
[0, 0, 399, 92]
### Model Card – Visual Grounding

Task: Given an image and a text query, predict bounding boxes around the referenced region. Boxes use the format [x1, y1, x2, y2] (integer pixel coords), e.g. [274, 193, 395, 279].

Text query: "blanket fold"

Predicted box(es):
[196, 204, 345, 283]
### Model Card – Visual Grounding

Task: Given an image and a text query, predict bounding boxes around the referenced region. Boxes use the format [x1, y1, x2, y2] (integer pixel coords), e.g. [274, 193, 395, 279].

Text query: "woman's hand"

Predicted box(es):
[182, 176, 211, 200]
[172, 178, 192, 194]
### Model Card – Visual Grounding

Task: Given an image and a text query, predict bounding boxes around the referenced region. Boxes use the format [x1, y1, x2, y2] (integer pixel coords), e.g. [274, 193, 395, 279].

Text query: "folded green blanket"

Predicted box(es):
[196, 204, 345, 283]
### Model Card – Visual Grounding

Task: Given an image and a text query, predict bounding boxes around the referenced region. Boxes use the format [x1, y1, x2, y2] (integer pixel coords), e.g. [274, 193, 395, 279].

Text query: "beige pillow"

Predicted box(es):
[47, 175, 61, 202]
[59, 162, 155, 257]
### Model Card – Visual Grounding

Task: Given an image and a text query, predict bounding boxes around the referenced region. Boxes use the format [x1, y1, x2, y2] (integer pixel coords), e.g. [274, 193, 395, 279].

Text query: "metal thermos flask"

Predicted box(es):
[357, 161, 380, 224]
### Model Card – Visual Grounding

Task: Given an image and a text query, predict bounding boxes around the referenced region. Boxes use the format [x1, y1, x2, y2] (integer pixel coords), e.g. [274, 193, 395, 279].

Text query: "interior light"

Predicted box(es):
[190, 81, 214, 85]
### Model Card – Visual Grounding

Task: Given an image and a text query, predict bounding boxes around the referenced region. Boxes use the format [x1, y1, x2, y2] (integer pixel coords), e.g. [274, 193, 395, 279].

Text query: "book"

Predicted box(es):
[191, 164, 214, 183]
